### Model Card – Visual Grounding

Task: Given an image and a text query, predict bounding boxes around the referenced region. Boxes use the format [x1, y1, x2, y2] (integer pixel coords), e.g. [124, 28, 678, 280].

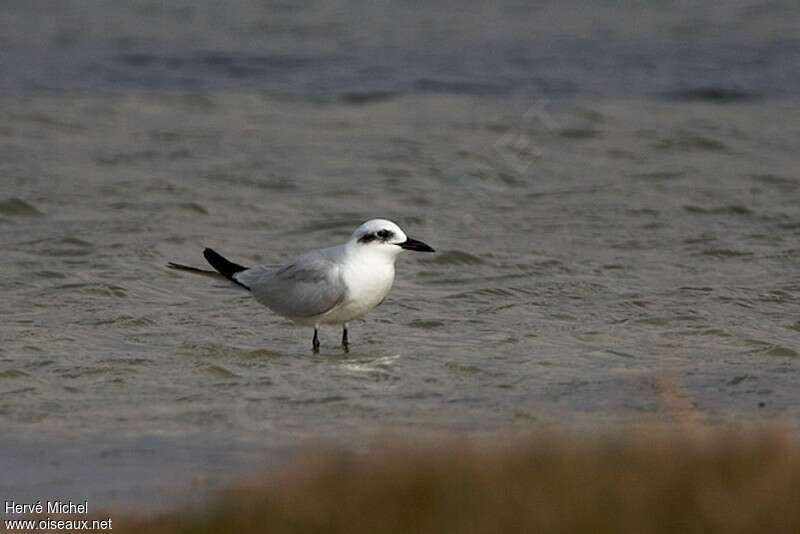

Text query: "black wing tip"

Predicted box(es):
[202, 247, 250, 289]
[167, 261, 199, 271]
[203, 247, 226, 262]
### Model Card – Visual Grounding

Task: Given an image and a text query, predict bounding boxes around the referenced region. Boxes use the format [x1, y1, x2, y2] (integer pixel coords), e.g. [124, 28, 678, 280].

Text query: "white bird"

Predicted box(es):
[168, 219, 435, 352]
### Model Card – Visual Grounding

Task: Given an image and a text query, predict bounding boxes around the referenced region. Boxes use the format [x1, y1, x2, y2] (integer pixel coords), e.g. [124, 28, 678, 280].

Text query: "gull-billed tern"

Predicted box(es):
[168, 219, 435, 352]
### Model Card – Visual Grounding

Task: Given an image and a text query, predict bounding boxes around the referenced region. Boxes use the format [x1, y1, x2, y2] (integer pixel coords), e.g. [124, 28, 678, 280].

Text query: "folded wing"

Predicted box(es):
[236, 253, 346, 319]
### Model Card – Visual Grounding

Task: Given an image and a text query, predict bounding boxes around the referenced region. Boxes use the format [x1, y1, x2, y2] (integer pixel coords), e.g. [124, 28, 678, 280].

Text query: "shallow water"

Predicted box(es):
[2, 0, 800, 512]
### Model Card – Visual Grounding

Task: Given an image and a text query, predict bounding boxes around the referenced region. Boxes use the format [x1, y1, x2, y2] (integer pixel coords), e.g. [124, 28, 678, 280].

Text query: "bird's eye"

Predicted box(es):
[377, 229, 392, 239]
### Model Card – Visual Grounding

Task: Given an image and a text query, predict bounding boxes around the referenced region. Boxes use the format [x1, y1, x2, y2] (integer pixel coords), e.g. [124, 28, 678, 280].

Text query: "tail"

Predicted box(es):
[167, 248, 250, 290]
[202, 248, 250, 289]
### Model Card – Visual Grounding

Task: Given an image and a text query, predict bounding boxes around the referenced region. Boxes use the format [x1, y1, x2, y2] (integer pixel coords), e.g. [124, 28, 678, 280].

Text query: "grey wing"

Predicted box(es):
[237, 255, 346, 318]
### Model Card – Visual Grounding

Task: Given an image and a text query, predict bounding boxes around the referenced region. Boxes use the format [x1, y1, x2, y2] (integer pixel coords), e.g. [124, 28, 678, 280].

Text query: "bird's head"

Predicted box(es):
[350, 219, 435, 257]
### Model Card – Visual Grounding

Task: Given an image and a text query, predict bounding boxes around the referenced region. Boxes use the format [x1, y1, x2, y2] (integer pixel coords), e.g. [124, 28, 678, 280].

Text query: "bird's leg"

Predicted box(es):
[312, 326, 320, 353]
[341, 323, 349, 352]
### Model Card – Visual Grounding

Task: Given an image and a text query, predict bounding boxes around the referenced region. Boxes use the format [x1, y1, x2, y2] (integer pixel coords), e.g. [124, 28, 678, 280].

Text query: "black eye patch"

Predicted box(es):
[358, 229, 394, 244]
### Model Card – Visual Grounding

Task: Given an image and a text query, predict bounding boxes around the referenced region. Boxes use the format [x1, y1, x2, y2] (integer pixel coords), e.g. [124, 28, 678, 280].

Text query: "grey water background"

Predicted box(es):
[2, 0, 800, 512]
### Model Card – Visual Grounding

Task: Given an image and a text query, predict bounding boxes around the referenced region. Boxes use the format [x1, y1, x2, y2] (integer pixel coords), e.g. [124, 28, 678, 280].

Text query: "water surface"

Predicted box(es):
[1, 0, 799, 512]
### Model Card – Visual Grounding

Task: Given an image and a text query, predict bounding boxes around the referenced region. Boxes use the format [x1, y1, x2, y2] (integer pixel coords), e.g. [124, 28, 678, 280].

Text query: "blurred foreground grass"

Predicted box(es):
[112, 428, 800, 534]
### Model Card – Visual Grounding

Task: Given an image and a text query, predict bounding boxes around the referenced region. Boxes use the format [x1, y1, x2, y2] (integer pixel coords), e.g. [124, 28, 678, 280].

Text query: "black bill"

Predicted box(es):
[399, 237, 435, 252]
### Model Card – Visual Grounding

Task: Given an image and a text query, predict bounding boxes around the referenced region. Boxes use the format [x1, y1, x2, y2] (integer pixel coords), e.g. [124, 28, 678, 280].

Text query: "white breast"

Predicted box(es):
[320, 251, 395, 324]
